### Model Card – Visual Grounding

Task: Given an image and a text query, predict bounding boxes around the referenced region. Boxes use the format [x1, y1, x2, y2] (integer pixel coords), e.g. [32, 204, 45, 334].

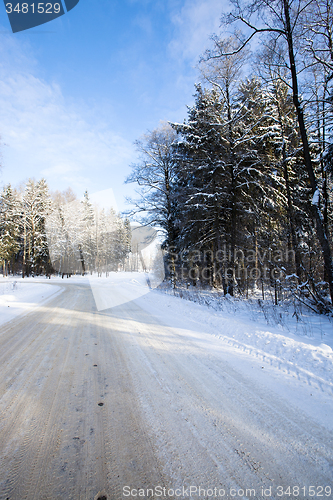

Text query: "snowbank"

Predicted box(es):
[0, 277, 62, 327]
[134, 287, 333, 399]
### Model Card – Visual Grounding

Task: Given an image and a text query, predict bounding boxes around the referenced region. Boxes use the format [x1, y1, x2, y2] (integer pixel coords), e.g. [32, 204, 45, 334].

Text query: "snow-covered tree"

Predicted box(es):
[80, 190, 96, 273]
[216, 0, 333, 303]
[125, 122, 178, 284]
[0, 185, 21, 276]
[46, 190, 130, 276]
[171, 85, 230, 289]
[21, 179, 52, 277]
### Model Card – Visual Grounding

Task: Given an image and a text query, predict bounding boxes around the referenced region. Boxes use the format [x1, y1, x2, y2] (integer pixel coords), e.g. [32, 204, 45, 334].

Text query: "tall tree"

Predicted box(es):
[0, 185, 20, 276]
[172, 85, 230, 289]
[22, 179, 52, 277]
[126, 123, 178, 283]
[214, 0, 333, 303]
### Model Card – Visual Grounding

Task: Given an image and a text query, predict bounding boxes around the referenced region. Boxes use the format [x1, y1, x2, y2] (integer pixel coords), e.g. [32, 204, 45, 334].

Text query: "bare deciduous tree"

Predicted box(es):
[125, 122, 178, 284]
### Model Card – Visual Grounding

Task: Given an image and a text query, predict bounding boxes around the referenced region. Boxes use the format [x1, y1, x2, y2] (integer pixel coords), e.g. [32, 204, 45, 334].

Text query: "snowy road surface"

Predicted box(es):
[0, 277, 332, 500]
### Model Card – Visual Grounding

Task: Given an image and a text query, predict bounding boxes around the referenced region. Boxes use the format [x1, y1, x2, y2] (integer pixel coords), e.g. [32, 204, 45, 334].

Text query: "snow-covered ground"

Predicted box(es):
[88, 272, 333, 402]
[0, 272, 332, 498]
[87, 271, 333, 428]
[1, 273, 332, 405]
[1, 272, 332, 419]
[0, 276, 62, 326]
[134, 284, 333, 429]
[150, 284, 333, 398]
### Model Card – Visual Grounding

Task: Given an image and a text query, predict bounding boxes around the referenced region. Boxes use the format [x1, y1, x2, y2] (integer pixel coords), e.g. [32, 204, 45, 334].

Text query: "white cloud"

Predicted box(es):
[169, 0, 230, 64]
[0, 33, 136, 204]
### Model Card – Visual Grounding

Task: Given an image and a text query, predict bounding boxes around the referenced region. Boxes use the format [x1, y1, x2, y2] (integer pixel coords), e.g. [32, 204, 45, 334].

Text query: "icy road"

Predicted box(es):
[0, 276, 332, 500]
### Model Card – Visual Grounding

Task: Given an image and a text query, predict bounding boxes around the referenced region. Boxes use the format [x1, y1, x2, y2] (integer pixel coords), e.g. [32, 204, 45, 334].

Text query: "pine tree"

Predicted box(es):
[0, 184, 21, 276]
[80, 190, 96, 274]
[21, 179, 52, 277]
[172, 85, 229, 288]
[217, 0, 333, 303]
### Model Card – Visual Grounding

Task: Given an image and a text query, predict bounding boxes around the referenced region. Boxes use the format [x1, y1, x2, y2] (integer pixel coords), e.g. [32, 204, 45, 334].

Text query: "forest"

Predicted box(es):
[1, 0, 333, 313]
[0, 180, 131, 278]
[126, 0, 333, 312]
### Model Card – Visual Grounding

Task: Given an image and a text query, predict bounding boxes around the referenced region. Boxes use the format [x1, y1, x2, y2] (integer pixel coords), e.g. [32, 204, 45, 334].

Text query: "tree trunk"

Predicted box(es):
[226, 82, 236, 296]
[283, 0, 333, 304]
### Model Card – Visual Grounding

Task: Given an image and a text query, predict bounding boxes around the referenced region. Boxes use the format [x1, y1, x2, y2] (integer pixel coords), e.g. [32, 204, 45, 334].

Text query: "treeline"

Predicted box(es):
[126, 0, 333, 311]
[0, 179, 131, 277]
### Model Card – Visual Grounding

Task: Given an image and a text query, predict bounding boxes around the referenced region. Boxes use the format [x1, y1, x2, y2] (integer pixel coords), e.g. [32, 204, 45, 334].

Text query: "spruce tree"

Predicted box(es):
[0, 184, 20, 276]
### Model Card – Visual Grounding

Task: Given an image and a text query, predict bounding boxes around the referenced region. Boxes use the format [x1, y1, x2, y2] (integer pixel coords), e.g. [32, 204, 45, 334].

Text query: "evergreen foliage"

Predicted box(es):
[126, 0, 333, 311]
[0, 180, 131, 278]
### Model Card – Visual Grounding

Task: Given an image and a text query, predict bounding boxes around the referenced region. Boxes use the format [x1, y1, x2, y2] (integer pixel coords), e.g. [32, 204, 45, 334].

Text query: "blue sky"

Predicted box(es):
[0, 0, 227, 211]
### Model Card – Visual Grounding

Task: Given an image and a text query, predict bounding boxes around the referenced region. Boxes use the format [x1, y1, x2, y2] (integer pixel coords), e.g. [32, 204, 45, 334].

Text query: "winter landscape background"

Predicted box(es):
[0, 0, 333, 499]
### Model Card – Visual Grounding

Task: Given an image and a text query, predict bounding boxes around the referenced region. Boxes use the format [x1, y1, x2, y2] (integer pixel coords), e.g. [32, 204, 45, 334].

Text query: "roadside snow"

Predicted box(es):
[130, 284, 333, 428]
[1, 272, 332, 427]
[2, 273, 332, 400]
[0, 277, 62, 327]
[85, 272, 333, 401]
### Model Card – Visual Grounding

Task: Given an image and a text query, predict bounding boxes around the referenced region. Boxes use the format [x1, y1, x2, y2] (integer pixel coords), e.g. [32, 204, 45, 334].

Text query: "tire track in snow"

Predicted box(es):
[1, 281, 332, 500]
[112, 299, 333, 497]
[218, 336, 333, 396]
[0, 282, 173, 500]
[97, 309, 172, 499]
[110, 304, 270, 493]
[0, 288, 80, 500]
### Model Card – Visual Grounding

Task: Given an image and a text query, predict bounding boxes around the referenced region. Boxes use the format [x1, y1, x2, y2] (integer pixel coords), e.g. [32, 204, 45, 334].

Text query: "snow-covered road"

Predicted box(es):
[0, 277, 332, 500]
